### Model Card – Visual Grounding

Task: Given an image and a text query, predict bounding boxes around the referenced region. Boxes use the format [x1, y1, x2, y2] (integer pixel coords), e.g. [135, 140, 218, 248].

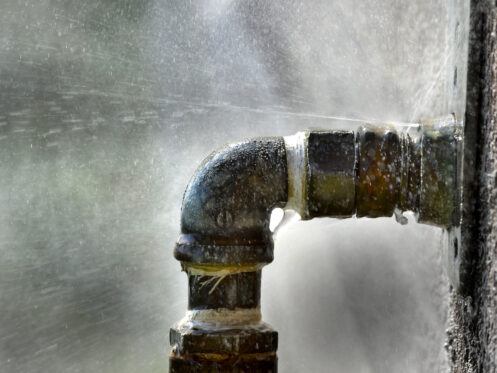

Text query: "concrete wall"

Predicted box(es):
[448, 1, 497, 371]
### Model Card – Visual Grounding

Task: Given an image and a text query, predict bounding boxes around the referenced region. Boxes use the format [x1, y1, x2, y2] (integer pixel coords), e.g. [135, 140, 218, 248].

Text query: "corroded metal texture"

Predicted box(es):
[170, 322, 277, 355]
[188, 271, 261, 310]
[172, 138, 286, 371]
[170, 321, 278, 372]
[170, 353, 277, 373]
[305, 125, 459, 226]
[171, 126, 462, 371]
[355, 127, 401, 218]
[398, 129, 422, 213]
[419, 125, 461, 227]
[307, 131, 356, 217]
[175, 138, 288, 266]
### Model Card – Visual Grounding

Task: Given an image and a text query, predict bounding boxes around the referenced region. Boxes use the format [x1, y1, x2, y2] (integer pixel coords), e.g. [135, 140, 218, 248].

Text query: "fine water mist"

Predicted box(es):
[0, 1, 467, 372]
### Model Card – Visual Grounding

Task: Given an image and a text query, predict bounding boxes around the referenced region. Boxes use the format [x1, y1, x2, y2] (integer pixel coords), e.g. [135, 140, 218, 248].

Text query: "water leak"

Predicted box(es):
[0, 1, 466, 372]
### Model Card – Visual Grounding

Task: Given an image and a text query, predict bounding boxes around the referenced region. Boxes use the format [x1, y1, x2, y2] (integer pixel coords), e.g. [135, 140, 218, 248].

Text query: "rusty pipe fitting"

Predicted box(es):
[286, 122, 460, 226]
[170, 122, 461, 372]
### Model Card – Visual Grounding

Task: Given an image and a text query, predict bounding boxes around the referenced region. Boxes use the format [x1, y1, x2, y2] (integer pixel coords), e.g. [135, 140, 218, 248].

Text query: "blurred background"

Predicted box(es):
[0, 1, 467, 372]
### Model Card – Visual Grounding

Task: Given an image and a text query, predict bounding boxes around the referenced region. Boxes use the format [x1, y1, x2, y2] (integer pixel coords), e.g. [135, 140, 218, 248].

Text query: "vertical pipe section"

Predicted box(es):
[171, 138, 287, 372]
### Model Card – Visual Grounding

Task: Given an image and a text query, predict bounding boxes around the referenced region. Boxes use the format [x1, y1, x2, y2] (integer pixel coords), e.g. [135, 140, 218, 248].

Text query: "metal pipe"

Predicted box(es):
[169, 121, 461, 372]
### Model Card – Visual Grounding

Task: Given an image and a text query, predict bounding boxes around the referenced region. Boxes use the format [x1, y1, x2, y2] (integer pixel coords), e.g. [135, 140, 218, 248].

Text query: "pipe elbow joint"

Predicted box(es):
[174, 124, 461, 268]
[169, 123, 463, 371]
[174, 137, 288, 266]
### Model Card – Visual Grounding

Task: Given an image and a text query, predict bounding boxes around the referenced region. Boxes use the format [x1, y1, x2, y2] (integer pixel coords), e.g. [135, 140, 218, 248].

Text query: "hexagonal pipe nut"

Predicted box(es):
[419, 126, 461, 227]
[169, 321, 278, 370]
[307, 130, 356, 217]
[356, 126, 401, 218]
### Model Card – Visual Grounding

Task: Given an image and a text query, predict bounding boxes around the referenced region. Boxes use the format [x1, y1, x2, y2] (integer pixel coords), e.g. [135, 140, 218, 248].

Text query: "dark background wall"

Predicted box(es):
[448, 0, 497, 372]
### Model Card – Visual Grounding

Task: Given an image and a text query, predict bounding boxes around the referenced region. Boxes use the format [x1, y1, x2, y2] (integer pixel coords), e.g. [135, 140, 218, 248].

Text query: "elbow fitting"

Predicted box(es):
[174, 137, 288, 266]
[171, 138, 287, 371]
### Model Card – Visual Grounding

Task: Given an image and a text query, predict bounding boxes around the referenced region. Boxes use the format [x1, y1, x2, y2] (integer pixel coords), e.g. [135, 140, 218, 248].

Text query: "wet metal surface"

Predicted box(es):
[171, 125, 461, 370]
[0, 1, 464, 372]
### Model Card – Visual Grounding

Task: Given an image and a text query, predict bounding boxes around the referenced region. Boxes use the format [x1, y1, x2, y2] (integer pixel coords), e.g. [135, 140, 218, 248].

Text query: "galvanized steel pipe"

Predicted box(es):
[169, 122, 461, 372]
